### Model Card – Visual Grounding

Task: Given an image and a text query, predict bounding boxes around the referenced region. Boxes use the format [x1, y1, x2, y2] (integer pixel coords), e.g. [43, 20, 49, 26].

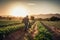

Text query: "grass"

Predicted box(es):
[0, 20, 54, 40]
[0, 20, 22, 27]
[41, 21, 60, 29]
[0, 20, 34, 40]
[0, 24, 24, 40]
[34, 21, 52, 40]
[0, 20, 24, 40]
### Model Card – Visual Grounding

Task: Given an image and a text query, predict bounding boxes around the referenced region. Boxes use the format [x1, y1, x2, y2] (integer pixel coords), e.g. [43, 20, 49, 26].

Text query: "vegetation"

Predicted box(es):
[0, 18, 60, 40]
[0, 24, 24, 39]
[0, 20, 24, 40]
[42, 21, 60, 29]
[0, 20, 22, 27]
[34, 21, 52, 40]
[30, 16, 35, 20]
[50, 16, 60, 21]
[35, 16, 60, 21]
[0, 19, 35, 40]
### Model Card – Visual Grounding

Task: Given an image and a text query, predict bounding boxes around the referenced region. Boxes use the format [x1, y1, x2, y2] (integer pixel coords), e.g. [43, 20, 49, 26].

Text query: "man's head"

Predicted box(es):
[26, 15, 28, 18]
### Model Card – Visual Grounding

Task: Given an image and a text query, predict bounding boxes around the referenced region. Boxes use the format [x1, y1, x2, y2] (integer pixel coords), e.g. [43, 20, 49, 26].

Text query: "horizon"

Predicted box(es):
[0, 0, 60, 17]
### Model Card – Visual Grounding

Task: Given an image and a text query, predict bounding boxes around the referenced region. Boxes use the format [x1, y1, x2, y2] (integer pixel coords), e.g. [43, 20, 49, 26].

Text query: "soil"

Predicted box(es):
[3, 22, 38, 40]
[41, 22, 60, 40]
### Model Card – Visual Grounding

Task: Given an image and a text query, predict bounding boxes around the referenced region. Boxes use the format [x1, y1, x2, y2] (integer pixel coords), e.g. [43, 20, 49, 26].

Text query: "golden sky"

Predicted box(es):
[0, 0, 60, 16]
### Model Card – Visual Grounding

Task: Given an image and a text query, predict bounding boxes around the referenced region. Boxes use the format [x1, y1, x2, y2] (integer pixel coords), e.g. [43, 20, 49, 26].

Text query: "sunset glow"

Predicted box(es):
[0, 0, 60, 16]
[10, 6, 28, 17]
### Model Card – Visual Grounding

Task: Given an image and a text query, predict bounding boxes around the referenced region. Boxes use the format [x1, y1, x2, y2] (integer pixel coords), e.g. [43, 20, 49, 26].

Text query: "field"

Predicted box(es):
[41, 21, 60, 29]
[34, 21, 52, 40]
[0, 20, 35, 40]
[0, 20, 60, 40]
[0, 20, 25, 40]
[40, 21, 60, 40]
[0, 20, 22, 27]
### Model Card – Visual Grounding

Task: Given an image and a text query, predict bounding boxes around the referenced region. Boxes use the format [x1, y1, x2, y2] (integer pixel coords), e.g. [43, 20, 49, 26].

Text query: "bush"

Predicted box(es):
[50, 16, 60, 21]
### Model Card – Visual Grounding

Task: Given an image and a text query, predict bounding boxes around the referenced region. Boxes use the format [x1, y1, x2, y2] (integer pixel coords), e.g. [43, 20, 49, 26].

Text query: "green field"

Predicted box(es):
[0, 20, 22, 27]
[0, 20, 35, 39]
[0, 20, 24, 39]
[34, 21, 52, 40]
[0, 20, 60, 40]
[41, 21, 60, 29]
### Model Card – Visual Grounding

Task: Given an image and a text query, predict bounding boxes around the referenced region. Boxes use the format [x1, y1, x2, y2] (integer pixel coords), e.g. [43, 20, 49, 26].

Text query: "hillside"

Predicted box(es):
[33, 14, 60, 19]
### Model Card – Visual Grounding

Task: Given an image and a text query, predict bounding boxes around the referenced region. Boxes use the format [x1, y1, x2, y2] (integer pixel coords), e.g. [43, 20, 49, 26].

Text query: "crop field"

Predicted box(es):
[34, 21, 52, 40]
[0, 20, 35, 40]
[0, 20, 22, 27]
[41, 21, 60, 29]
[0, 20, 60, 40]
[0, 20, 25, 40]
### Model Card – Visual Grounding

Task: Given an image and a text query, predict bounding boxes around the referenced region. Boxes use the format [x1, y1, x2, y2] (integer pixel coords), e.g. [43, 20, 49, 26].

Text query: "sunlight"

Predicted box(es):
[10, 6, 28, 17]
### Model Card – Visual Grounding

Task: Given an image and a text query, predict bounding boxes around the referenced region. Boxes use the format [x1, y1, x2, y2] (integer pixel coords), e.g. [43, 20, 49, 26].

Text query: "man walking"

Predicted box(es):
[23, 16, 29, 31]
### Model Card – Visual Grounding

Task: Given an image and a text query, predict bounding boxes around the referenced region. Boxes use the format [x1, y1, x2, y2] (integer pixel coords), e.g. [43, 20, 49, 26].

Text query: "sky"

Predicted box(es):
[0, 0, 60, 16]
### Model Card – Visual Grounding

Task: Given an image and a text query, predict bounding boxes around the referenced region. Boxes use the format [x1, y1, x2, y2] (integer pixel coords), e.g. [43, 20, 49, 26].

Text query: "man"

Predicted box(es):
[23, 16, 29, 31]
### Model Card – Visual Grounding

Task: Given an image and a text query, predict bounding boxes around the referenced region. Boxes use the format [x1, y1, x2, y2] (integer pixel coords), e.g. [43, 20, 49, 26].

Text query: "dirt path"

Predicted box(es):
[3, 28, 25, 40]
[3, 22, 38, 40]
[28, 22, 38, 39]
[41, 22, 60, 40]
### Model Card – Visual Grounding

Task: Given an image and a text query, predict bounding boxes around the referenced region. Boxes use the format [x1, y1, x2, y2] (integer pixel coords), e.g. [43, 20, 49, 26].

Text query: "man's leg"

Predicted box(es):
[25, 24, 29, 31]
[25, 24, 27, 31]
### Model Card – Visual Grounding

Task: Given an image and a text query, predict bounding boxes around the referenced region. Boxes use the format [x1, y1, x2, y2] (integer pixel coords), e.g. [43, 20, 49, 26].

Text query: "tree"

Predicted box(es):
[30, 16, 34, 20]
[50, 16, 60, 21]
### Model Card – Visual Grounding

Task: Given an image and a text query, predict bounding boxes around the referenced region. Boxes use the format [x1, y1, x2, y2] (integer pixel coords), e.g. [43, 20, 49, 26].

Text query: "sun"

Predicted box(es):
[10, 6, 28, 17]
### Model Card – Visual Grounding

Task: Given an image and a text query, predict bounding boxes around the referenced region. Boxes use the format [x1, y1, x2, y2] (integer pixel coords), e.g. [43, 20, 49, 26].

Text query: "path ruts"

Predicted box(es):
[41, 21, 60, 40]
[3, 22, 38, 40]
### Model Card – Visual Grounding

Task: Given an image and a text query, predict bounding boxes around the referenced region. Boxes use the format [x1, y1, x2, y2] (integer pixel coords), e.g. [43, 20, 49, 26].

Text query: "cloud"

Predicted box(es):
[27, 3, 36, 6]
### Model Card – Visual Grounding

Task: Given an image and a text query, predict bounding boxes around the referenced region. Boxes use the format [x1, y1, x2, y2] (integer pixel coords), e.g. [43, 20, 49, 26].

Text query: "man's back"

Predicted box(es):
[23, 16, 29, 31]
[23, 17, 29, 24]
